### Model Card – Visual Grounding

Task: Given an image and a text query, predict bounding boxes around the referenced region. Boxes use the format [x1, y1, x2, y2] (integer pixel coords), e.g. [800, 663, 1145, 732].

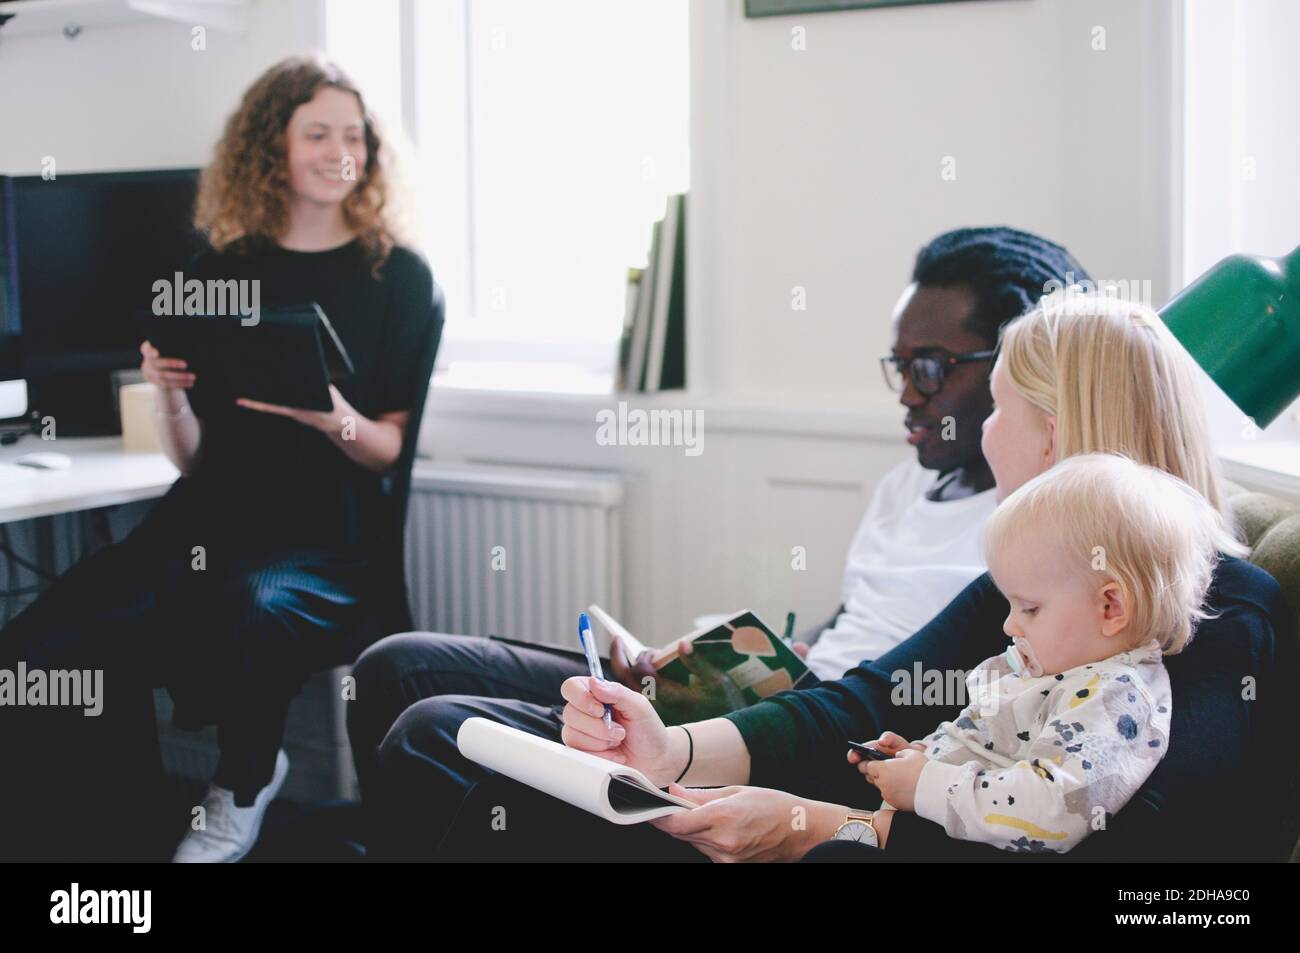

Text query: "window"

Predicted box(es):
[327, 0, 691, 394]
[1182, 0, 1300, 445]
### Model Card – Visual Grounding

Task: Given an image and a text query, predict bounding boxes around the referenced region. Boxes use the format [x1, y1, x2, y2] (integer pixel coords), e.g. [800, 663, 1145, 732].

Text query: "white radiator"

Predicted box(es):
[404, 462, 625, 649]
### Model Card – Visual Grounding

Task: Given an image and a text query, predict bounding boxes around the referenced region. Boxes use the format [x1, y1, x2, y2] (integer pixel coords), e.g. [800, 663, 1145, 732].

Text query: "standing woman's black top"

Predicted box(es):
[148, 239, 438, 558]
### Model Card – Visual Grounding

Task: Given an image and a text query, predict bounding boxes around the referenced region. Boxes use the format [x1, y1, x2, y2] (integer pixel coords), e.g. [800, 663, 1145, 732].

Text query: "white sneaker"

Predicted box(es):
[172, 750, 290, 863]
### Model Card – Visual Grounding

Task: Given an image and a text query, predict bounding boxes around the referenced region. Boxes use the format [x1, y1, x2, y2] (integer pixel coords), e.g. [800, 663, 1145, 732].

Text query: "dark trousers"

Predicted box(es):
[0, 519, 368, 861]
[346, 632, 704, 861]
[348, 631, 832, 860]
[440, 770, 707, 862]
[348, 633, 594, 857]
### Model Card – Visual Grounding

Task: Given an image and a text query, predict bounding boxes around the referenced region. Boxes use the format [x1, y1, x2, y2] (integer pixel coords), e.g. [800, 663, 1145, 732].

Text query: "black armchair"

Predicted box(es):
[327, 280, 445, 666]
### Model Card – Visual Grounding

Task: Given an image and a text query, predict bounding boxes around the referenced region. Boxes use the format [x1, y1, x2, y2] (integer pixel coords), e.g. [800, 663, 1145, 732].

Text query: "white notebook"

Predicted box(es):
[456, 717, 696, 825]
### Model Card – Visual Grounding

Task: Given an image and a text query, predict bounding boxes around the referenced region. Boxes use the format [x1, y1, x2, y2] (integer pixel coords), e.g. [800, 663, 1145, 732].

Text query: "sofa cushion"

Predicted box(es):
[1223, 482, 1300, 861]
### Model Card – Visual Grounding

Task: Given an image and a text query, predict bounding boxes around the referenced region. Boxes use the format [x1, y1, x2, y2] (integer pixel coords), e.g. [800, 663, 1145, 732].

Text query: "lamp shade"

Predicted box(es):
[1159, 245, 1300, 428]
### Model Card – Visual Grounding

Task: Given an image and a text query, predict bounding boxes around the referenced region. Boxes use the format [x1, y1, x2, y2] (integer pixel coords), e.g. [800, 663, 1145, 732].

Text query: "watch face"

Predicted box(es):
[835, 820, 877, 846]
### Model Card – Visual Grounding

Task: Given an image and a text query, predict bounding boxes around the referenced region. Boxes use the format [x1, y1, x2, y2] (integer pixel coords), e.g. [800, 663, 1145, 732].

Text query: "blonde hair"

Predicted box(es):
[984, 454, 1229, 654]
[997, 291, 1243, 535]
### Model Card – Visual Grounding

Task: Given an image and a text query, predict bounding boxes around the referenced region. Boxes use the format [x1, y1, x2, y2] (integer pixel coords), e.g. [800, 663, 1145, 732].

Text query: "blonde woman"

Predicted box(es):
[434, 293, 1288, 862]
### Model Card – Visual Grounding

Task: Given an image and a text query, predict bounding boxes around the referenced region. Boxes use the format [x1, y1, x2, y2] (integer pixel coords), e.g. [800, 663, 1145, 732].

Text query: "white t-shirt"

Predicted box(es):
[804, 459, 997, 681]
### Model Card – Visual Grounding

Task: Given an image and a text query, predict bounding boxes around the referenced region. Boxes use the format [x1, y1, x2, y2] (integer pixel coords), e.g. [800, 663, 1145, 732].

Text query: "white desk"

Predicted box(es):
[0, 437, 178, 525]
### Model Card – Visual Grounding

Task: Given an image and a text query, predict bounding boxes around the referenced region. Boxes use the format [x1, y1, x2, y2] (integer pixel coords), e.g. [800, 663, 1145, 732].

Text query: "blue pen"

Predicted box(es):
[578, 612, 613, 731]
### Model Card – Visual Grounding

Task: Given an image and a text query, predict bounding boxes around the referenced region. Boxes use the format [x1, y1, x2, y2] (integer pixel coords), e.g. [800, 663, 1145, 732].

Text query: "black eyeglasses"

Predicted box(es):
[879, 349, 996, 396]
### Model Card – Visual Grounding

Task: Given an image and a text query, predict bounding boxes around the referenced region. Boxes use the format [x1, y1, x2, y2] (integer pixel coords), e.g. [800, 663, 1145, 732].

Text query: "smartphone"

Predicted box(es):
[846, 741, 892, 761]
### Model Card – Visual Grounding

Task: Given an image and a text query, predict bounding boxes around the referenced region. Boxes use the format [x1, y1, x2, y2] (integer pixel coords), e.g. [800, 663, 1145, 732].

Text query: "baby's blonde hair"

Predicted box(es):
[984, 454, 1231, 654]
[997, 291, 1238, 528]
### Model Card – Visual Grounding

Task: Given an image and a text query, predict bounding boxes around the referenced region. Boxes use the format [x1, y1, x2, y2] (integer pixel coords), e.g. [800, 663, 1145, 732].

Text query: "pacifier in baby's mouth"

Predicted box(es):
[1004, 637, 1045, 677]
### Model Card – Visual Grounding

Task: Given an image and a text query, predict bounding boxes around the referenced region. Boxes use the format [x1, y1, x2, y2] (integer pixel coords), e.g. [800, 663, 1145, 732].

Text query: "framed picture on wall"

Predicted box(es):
[745, 0, 987, 17]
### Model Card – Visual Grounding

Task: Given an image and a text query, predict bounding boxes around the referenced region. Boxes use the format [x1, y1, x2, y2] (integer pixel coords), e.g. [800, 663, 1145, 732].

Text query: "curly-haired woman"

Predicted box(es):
[0, 56, 442, 863]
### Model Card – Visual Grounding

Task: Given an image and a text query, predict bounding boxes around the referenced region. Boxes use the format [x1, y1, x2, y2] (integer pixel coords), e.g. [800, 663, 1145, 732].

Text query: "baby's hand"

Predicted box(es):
[875, 731, 927, 756]
[845, 731, 926, 766]
[858, 747, 928, 812]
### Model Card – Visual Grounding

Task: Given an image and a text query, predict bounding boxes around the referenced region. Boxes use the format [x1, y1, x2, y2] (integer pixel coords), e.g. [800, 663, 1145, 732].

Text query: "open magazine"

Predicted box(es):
[456, 717, 696, 824]
[586, 604, 814, 717]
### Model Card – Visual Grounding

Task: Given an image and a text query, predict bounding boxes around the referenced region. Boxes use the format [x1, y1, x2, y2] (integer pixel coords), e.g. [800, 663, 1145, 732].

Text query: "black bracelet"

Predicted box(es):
[674, 725, 694, 784]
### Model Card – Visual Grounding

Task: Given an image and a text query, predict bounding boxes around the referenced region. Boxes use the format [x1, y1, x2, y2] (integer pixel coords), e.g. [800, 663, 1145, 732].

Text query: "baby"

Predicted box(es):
[854, 453, 1232, 853]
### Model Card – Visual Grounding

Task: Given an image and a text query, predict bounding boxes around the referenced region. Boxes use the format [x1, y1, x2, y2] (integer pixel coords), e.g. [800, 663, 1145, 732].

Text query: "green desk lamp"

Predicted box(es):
[1159, 245, 1300, 428]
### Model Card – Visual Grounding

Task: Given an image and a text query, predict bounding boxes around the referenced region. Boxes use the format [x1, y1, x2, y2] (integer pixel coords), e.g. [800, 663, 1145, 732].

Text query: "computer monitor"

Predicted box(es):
[0, 176, 22, 388]
[0, 168, 206, 433]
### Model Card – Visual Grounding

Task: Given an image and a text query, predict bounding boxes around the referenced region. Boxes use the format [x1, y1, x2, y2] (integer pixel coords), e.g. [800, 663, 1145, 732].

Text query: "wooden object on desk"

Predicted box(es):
[119, 382, 163, 453]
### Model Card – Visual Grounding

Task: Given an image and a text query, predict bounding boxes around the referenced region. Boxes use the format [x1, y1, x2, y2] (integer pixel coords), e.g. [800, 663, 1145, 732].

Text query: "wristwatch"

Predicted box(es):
[833, 810, 879, 847]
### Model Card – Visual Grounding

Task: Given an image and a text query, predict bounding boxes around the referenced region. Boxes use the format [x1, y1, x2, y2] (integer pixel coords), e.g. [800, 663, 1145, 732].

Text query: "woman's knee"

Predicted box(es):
[217, 565, 292, 614]
[188, 572, 317, 686]
[214, 567, 329, 649]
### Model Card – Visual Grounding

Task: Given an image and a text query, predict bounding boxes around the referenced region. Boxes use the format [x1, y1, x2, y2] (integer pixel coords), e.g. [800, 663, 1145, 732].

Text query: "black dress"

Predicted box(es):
[0, 239, 440, 860]
[158, 238, 438, 556]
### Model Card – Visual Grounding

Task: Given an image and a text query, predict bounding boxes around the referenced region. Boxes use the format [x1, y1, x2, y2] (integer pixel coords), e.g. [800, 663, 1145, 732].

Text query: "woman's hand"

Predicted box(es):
[559, 675, 683, 785]
[235, 385, 406, 472]
[140, 341, 196, 393]
[142, 340, 202, 473]
[649, 785, 847, 863]
[235, 383, 350, 434]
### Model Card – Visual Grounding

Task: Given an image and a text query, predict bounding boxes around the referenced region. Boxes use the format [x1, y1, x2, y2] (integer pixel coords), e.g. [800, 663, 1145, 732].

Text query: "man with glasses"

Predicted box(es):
[627, 228, 1087, 683]
[349, 227, 1091, 857]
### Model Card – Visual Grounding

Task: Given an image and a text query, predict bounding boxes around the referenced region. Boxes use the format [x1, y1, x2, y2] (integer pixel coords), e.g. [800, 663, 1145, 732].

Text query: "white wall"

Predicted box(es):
[0, 0, 322, 174]
[690, 0, 1177, 404]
